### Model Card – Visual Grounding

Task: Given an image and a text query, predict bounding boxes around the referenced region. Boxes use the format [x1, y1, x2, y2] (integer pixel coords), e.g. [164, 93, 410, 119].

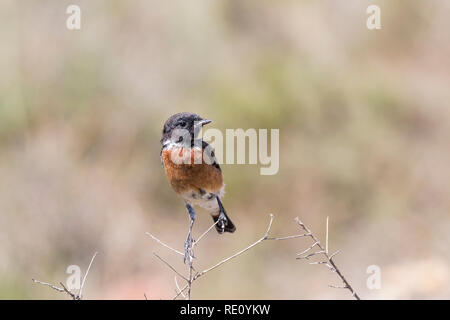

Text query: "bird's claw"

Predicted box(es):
[184, 233, 194, 264]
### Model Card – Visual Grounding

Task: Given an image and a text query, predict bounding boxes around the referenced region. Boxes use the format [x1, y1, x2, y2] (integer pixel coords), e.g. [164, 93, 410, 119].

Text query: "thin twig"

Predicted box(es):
[193, 214, 274, 280]
[151, 213, 359, 300]
[266, 233, 310, 241]
[155, 214, 277, 299]
[146, 232, 184, 256]
[153, 252, 188, 282]
[295, 217, 360, 300]
[329, 250, 340, 259]
[79, 252, 98, 299]
[173, 283, 189, 300]
[297, 250, 326, 260]
[297, 241, 319, 256]
[32, 251, 99, 300]
[193, 220, 219, 247]
[329, 284, 348, 289]
[174, 276, 186, 299]
[31, 279, 65, 293]
[60, 282, 78, 300]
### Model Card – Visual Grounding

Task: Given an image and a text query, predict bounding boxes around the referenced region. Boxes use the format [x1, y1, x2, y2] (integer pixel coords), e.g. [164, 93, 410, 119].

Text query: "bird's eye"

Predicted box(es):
[179, 121, 187, 127]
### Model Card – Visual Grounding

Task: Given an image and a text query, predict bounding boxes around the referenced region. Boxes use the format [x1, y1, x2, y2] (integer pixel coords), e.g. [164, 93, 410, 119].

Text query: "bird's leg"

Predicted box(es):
[216, 196, 227, 233]
[184, 203, 196, 264]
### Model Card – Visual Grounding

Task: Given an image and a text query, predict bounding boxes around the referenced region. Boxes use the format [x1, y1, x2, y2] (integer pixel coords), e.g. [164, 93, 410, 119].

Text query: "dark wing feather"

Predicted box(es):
[202, 141, 221, 172]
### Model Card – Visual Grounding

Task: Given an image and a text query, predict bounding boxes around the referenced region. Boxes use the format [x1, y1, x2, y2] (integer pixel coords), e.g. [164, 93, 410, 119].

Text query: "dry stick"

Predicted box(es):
[174, 276, 186, 299]
[187, 254, 193, 300]
[144, 233, 192, 298]
[32, 251, 98, 300]
[78, 251, 98, 299]
[60, 282, 78, 300]
[266, 233, 310, 241]
[146, 232, 184, 256]
[186, 219, 219, 299]
[144, 235, 192, 300]
[148, 219, 225, 299]
[150, 214, 359, 300]
[193, 214, 274, 279]
[295, 217, 360, 300]
[153, 253, 188, 282]
[170, 214, 314, 299]
[31, 279, 65, 293]
[168, 214, 276, 299]
[193, 220, 219, 247]
[31, 279, 77, 300]
[145, 230, 193, 299]
[173, 283, 189, 300]
[186, 220, 218, 299]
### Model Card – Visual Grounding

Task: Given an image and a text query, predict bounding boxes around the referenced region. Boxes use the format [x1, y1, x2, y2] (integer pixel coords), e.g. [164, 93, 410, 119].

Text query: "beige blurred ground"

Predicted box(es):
[0, 0, 449, 299]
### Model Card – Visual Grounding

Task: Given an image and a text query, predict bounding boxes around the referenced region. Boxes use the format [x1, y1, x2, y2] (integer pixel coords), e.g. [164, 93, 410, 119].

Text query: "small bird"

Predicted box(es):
[160, 112, 236, 257]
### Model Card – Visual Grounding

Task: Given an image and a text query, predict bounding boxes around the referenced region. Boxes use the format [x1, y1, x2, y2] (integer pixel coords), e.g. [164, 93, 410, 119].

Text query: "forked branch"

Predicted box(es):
[295, 217, 360, 300]
[147, 214, 360, 300]
[32, 251, 98, 300]
[147, 214, 287, 299]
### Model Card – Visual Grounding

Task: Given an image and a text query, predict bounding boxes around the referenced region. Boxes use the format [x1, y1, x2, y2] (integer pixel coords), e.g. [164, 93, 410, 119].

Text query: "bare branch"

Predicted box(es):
[174, 276, 186, 299]
[152, 214, 280, 299]
[149, 212, 359, 300]
[146, 232, 184, 256]
[294, 216, 360, 300]
[173, 283, 189, 300]
[32, 251, 99, 300]
[297, 250, 326, 260]
[79, 252, 98, 299]
[308, 261, 329, 265]
[329, 284, 348, 289]
[266, 233, 310, 241]
[193, 220, 219, 247]
[60, 282, 78, 300]
[153, 252, 188, 282]
[32, 279, 65, 293]
[329, 250, 340, 259]
[297, 241, 319, 256]
[194, 214, 274, 279]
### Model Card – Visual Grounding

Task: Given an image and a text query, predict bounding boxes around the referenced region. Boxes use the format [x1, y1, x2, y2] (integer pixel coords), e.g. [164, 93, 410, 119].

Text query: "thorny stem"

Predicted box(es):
[148, 214, 360, 300]
[32, 251, 98, 300]
[295, 218, 360, 300]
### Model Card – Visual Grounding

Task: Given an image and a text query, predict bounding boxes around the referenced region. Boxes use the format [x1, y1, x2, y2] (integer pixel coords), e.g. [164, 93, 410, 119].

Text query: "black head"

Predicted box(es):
[161, 112, 211, 146]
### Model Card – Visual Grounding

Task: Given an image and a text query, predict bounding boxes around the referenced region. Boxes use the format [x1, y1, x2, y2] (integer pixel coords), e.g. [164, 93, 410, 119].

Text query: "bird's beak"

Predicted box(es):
[198, 119, 212, 126]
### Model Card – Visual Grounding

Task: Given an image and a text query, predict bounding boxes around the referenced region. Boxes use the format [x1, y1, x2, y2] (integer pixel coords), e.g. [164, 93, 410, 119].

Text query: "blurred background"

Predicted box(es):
[0, 0, 449, 299]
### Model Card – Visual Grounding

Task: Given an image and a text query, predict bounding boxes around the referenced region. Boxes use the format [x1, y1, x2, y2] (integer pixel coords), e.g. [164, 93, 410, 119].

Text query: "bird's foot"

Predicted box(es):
[184, 203, 196, 264]
[184, 224, 195, 264]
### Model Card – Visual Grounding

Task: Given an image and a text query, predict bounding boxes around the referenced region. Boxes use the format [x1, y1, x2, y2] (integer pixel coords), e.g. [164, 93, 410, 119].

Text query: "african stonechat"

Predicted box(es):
[160, 112, 236, 251]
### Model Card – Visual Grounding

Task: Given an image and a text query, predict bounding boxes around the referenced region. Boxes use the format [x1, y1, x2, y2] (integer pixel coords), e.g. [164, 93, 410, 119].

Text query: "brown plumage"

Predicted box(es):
[161, 147, 223, 194]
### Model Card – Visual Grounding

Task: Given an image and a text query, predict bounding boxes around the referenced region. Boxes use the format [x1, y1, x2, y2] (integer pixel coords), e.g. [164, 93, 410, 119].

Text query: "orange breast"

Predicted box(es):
[161, 147, 223, 194]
